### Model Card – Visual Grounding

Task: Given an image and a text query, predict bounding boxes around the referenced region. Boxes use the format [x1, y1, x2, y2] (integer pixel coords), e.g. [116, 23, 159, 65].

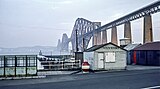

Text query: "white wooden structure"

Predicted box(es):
[84, 43, 127, 70]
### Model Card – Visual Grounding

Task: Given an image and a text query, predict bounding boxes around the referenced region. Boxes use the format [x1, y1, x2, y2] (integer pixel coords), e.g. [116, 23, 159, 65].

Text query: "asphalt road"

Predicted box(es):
[0, 69, 160, 89]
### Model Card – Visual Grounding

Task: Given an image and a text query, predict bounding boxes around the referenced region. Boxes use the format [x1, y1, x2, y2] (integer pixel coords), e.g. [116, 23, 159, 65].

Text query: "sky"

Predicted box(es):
[0, 0, 160, 48]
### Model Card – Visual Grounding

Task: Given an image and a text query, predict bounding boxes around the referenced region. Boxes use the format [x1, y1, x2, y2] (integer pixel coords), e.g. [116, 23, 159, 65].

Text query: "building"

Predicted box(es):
[119, 38, 131, 48]
[131, 41, 160, 66]
[83, 42, 127, 70]
[124, 44, 141, 65]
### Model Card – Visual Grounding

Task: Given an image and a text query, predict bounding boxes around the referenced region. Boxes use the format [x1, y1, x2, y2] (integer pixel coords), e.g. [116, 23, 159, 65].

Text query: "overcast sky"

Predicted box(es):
[0, 0, 160, 48]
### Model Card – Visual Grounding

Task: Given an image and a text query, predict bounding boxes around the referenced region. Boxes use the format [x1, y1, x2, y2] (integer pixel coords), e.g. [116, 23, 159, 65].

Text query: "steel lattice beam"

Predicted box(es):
[59, 1, 160, 52]
[83, 0, 160, 37]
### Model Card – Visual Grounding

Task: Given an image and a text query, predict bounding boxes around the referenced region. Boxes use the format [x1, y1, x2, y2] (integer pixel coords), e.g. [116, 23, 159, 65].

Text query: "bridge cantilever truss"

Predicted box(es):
[58, 18, 101, 52]
[57, 0, 160, 52]
[70, 18, 94, 52]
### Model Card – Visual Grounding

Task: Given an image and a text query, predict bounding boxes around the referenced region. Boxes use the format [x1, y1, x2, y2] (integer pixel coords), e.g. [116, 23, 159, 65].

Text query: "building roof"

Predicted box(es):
[124, 44, 141, 51]
[85, 42, 127, 52]
[132, 41, 160, 51]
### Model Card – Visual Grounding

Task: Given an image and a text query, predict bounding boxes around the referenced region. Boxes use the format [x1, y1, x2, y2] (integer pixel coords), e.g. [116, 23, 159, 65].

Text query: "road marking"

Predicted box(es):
[141, 86, 160, 89]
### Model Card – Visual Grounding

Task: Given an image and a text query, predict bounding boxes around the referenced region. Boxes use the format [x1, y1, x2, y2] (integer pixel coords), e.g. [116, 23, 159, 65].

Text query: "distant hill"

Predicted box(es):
[0, 46, 61, 55]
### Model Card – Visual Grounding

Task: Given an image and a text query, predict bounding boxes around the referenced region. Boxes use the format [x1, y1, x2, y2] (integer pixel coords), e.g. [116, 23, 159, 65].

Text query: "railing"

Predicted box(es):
[39, 60, 81, 71]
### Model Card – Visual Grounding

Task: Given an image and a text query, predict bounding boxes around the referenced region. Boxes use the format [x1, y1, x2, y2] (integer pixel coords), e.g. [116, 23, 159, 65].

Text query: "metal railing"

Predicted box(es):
[39, 60, 81, 71]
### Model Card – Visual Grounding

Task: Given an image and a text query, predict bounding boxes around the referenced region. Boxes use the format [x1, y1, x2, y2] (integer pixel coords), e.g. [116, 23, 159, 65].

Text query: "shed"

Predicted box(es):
[83, 42, 127, 70]
[124, 44, 141, 65]
[131, 41, 160, 66]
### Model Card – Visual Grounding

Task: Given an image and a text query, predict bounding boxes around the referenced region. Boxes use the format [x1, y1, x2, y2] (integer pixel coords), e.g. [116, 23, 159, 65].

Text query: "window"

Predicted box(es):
[17, 57, 26, 67]
[105, 52, 116, 62]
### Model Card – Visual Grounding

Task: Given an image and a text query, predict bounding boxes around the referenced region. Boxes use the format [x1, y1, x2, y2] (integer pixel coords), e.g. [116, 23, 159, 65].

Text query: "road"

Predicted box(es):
[0, 69, 160, 89]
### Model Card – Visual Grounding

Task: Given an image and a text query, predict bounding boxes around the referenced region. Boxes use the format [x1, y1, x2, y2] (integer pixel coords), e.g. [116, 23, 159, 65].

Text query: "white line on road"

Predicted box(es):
[141, 86, 160, 89]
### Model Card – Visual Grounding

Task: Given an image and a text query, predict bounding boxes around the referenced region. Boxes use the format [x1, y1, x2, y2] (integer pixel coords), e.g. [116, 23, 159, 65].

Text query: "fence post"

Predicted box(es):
[72, 61, 73, 69]
[49, 61, 51, 70]
[36, 56, 37, 76]
[4, 56, 5, 77]
[15, 56, 17, 77]
[26, 55, 28, 77]
[79, 60, 81, 68]
[61, 61, 63, 70]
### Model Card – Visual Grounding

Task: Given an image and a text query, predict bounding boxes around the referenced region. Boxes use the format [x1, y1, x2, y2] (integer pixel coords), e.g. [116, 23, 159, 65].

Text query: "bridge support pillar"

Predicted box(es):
[111, 26, 118, 45]
[93, 32, 98, 46]
[97, 32, 101, 45]
[124, 21, 132, 43]
[92, 22, 101, 46]
[102, 30, 107, 44]
[57, 39, 61, 51]
[143, 14, 153, 43]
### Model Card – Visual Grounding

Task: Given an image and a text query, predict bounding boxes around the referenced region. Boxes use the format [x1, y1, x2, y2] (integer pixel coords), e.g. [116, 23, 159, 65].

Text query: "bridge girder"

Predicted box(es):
[70, 18, 95, 52]
[83, 1, 160, 36]
[57, 1, 160, 52]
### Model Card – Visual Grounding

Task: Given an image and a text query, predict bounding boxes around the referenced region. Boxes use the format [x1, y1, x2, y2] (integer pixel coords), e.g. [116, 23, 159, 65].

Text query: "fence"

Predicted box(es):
[0, 55, 37, 77]
[39, 60, 81, 71]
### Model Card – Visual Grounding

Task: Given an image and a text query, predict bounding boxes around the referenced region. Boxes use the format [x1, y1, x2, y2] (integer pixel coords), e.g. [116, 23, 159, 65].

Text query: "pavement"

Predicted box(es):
[37, 65, 160, 75]
[0, 68, 160, 89]
[37, 70, 77, 76]
[0, 75, 46, 80]
[0, 65, 160, 81]
[126, 65, 160, 70]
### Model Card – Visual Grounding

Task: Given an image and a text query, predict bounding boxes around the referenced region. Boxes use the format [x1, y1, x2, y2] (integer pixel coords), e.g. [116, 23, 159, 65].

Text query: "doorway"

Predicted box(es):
[98, 53, 104, 69]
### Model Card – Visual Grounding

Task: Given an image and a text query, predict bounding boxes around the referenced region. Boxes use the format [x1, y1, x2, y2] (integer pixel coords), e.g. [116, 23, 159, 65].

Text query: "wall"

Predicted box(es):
[94, 44, 127, 70]
[104, 51, 126, 70]
[83, 52, 94, 69]
[131, 50, 160, 66]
